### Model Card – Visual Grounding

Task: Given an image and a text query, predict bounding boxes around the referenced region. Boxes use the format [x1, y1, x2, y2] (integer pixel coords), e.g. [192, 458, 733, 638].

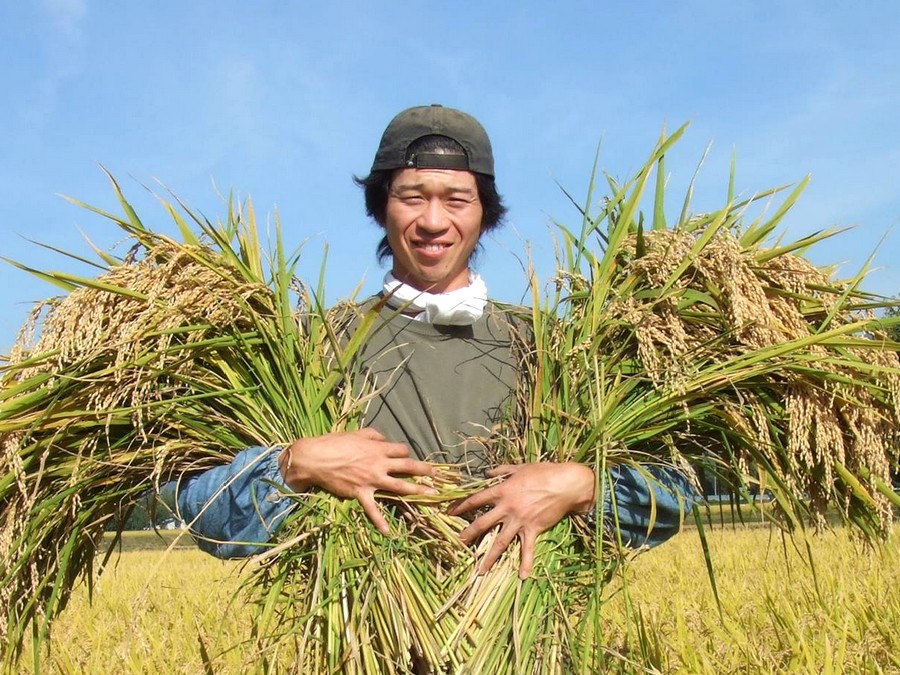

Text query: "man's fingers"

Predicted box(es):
[388, 457, 435, 478]
[358, 492, 390, 535]
[448, 486, 497, 516]
[518, 531, 536, 579]
[486, 464, 520, 478]
[383, 441, 414, 459]
[479, 526, 517, 574]
[459, 509, 503, 544]
[380, 476, 438, 497]
[356, 427, 386, 442]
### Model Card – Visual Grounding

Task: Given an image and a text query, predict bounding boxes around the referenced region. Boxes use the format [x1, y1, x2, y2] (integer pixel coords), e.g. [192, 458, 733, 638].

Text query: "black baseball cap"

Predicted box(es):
[371, 104, 495, 177]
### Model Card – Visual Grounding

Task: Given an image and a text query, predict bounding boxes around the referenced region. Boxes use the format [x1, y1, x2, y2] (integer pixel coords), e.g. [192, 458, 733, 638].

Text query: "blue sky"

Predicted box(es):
[2, 1, 899, 354]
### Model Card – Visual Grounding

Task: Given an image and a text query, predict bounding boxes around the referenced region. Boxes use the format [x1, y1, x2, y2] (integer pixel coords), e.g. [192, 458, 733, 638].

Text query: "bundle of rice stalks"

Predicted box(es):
[0, 179, 409, 670]
[2, 126, 899, 673]
[431, 125, 900, 672]
[538, 126, 899, 524]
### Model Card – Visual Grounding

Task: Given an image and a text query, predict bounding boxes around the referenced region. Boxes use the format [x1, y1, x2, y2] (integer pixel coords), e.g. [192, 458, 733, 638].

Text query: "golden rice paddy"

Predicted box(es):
[15, 521, 900, 674]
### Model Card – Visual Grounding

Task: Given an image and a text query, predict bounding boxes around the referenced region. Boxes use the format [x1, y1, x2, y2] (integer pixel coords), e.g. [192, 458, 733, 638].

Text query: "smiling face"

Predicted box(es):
[384, 168, 483, 293]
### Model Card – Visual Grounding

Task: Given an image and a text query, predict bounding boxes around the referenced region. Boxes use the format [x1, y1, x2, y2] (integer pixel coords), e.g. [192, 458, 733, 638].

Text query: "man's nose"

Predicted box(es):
[419, 197, 448, 231]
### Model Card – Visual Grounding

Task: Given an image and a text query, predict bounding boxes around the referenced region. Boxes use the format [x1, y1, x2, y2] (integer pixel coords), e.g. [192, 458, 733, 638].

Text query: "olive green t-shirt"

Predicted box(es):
[354, 300, 521, 475]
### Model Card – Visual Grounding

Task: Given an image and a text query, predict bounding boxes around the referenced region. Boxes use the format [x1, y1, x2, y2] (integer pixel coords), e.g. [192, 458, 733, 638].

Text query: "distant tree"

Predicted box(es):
[886, 300, 900, 343]
[105, 490, 180, 531]
[887, 300, 900, 493]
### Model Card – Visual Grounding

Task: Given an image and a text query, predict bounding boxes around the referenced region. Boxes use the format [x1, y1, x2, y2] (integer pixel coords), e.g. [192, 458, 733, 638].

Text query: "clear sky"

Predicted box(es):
[2, 1, 899, 354]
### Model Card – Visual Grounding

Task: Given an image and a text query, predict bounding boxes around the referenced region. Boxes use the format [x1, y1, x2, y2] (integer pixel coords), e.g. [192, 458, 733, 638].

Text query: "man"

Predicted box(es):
[177, 104, 693, 578]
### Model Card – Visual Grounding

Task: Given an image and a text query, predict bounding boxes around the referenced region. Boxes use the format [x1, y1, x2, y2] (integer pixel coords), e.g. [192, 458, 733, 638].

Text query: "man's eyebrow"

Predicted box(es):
[391, 181, 477, 194]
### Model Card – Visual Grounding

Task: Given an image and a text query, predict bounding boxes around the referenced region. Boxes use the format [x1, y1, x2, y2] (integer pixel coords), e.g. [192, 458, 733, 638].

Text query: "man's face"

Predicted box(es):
[384, 168, 483, 293]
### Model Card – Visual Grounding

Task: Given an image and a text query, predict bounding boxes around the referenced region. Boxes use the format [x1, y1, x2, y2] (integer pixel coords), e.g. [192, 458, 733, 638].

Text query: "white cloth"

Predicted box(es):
[383, 272, 488, 325]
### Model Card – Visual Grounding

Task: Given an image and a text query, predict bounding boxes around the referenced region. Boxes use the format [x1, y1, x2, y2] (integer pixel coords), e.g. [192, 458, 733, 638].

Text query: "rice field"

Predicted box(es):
[14, 522, 900, 674]
[3, 130, 899, 673]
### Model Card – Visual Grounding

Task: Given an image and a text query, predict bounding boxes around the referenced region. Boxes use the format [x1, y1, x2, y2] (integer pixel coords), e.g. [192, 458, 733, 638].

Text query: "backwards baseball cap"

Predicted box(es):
[371, 104, 495, 177]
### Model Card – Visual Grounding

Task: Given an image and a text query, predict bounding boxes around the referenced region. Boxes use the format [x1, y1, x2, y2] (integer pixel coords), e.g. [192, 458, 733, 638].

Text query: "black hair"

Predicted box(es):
[353, 135, 508, 264]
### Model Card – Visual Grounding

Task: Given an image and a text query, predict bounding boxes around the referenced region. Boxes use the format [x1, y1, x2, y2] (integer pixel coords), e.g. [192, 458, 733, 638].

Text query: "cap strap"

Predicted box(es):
[406, 152, 469, 170]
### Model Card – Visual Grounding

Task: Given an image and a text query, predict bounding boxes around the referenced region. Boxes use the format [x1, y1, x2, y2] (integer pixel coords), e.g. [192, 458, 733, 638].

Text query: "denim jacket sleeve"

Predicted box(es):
[176, 446, 295, 559]
[178, 451, 693, 560]
[594, 463, 695, 548]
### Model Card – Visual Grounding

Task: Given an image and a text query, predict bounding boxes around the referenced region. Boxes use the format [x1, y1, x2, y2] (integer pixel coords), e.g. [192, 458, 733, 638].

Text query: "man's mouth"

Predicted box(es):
[416, 242, 451, 253]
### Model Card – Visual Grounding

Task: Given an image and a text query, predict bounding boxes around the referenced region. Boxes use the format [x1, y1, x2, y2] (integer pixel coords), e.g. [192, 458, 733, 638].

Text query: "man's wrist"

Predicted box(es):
[279, 441, 313, 491]
[565, 462, 596, 515]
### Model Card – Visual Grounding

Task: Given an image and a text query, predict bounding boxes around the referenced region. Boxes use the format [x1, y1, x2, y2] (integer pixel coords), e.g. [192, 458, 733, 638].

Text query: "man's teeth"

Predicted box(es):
[423, 244, 445, 251]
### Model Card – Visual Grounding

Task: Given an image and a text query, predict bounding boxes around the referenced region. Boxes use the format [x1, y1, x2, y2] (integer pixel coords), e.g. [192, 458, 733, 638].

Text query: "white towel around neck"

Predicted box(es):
[383, 272, 487, 325]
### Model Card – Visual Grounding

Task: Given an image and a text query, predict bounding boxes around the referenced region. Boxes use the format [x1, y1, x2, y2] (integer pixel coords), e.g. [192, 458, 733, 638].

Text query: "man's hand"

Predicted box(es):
[279, 428, 436, 534]
[449, 462, 595, 579]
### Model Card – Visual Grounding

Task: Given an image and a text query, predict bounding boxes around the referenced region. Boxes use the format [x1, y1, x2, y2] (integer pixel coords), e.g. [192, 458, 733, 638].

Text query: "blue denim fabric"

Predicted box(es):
[176, 446, 292, 558]
[178, 447, 694, 559]
[598, 463, 695, 548]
